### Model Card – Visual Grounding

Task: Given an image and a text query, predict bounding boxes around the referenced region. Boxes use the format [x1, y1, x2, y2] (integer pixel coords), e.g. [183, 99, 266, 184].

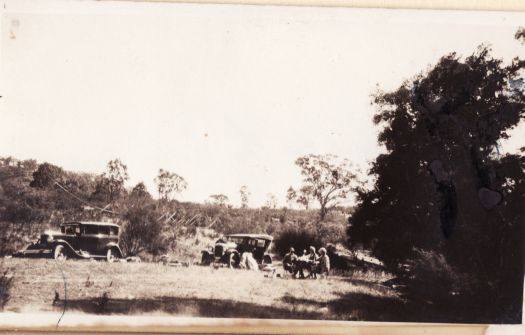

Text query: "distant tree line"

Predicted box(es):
[0, 156, 349, 257]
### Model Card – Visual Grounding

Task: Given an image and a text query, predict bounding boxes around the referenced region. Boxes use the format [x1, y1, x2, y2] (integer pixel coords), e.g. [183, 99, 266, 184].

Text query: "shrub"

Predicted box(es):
[274, 227, 323, 257]
[120, 204, 167, 256]
[405, 248, 473, 301]
[316, 221, 346, 245]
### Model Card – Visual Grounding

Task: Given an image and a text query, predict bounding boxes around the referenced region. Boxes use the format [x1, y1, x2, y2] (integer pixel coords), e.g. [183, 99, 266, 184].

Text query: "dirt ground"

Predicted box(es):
[1, 258, 412, 321]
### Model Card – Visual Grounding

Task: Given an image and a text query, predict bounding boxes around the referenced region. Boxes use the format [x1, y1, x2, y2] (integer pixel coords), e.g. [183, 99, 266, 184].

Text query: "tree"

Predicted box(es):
[285, 186, 297, 209]
[295, 154, 356, 220]
[130, 182, 151, 199]
[154, 169, 187, 201]
[265, 193, 278, 209]
[29, 163, 64, 189]
[348, 45, 525, 317]
[94, 159, 129, 203]
[515, 27, 525, 43]
[296, 185, 313, 210]
[209, 194, 229, 206]
[239, 185, 250, 208]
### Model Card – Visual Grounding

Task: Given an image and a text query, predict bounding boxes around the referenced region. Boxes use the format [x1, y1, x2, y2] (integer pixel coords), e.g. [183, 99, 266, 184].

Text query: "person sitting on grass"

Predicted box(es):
[312, 247, 330, 279]
[283, 247, 298, 277]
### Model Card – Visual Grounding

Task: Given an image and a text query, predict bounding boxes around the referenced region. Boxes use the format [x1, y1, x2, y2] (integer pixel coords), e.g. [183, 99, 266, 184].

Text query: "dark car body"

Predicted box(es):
[13, 221, 124, 261]
[201, 233, 273, 268]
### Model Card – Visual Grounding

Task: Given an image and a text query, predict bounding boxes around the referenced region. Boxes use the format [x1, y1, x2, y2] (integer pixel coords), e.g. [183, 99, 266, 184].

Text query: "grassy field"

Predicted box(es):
[0, 257, 411, 322]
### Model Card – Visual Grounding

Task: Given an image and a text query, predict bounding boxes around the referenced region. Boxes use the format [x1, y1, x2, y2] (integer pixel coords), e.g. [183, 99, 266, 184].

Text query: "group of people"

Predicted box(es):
[282, 246, 330, 279]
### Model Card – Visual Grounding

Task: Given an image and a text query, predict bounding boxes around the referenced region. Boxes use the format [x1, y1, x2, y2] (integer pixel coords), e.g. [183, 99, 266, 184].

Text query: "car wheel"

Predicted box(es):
[201, 252, 212, 265]
[106, 248, 119, 263]
[54, 245, 67, 261]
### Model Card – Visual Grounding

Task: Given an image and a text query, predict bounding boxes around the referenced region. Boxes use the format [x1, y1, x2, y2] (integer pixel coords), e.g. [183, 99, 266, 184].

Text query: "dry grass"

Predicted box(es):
[2, 257, 406, 321]
[166, 228, 219, 263]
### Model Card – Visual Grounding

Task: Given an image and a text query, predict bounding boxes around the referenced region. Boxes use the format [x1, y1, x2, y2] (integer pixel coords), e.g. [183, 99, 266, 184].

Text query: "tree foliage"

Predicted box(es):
[94, 159, 129, 203]
[296, 185, 313, 210]
[265, 193, 278, 209]
[209, 194, 229, 206]
[286, 186, 297, 208]
[348, 45, 525, 314]
[29, 163, 63, 189]
[274, 227, 323, 257]
[130, 182, 151, 199]
[239, 185, 250, 208]
[154, 169, 187, 201]
[295, 154, 356, 220]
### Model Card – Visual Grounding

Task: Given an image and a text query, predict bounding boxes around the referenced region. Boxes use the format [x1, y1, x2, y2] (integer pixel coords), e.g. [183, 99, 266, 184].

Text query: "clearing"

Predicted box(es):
[1, 258, 411, 321]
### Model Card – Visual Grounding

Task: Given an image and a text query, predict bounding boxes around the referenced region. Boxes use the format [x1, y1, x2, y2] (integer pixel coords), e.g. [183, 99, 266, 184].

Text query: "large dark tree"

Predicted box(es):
[348, 45, 525, 320]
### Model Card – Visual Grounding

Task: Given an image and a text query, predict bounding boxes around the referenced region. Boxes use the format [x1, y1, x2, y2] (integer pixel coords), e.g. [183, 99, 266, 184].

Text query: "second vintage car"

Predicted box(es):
[13, 221, 124, 262]
[201, 233, 273, 268]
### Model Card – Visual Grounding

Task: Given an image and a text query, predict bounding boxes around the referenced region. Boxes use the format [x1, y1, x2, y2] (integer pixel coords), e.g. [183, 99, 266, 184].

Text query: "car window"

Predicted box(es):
[227, 237, 244, 244]
[82, 225, 99, 235]
[256, 239, 266, 248]
[109, 226, 118, 236]
[63, 225, 77, 235]
[98, 226, 110, 235]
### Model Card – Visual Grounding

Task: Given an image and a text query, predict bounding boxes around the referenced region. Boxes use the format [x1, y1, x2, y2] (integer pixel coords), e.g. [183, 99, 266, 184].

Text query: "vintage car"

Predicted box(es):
[13, 221, 124, 262]
[201, 233, 273, 268]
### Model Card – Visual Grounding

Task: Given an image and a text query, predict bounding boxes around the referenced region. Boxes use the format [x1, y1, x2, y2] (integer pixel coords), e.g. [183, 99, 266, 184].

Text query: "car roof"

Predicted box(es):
[225, 233, 273, 241]
[62, 221, 120, 228]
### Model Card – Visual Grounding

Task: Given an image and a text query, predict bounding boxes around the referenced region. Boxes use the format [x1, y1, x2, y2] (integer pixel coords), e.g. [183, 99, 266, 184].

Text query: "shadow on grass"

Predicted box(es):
[281, 289, 522, 323]
[55, 289, 439, 322]
[56, 286, 522, 322]
[57, 296, 324, 320]
[281, 292, 406, 322]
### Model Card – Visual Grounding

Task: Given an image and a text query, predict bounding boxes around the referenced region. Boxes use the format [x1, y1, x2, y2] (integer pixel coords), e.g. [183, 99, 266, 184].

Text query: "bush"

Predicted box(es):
[316, 221, 346, 245]
[0, 260, 14, 310]
[405, 249, 473, 301]
[274, 227, 323, 257]
[120, 204, 167, 256]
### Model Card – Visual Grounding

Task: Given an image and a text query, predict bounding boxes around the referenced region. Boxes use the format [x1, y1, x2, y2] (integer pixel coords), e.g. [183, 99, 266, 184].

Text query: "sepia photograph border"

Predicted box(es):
[1, 0, 524, 334]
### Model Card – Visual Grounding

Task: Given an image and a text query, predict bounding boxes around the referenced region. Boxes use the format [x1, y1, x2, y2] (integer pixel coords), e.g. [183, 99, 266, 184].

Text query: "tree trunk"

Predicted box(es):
[319, 205, 327, 221]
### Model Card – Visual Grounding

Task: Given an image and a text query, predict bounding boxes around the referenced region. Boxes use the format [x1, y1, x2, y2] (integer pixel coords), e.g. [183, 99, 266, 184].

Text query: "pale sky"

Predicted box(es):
[1, 0, 524, 207]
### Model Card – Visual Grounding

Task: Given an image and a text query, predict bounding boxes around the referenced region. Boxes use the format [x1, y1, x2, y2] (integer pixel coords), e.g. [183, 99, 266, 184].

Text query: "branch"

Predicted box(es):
[54, 181, 119, 215]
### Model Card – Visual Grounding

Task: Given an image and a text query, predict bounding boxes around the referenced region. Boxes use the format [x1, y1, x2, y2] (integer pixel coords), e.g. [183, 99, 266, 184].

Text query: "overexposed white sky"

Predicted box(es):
[1, 0, 524, 207]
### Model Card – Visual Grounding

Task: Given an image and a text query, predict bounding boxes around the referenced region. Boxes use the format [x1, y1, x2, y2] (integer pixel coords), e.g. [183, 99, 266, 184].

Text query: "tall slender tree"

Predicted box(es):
[239, 185, 250, 208]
